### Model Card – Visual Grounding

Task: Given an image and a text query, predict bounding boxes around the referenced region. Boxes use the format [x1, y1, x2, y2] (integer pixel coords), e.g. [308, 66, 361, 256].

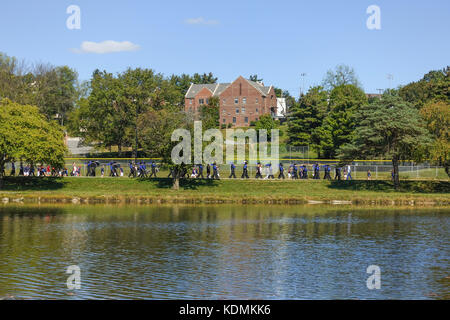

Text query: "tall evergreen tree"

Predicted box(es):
[339, 94, 432, 188]
[312, 84, 367, 158]
[287, 86, 328, 146]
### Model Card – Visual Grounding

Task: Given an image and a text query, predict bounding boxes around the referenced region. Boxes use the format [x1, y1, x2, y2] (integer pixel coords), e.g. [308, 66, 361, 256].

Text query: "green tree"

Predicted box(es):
[322, 64, 361, 90]
[399, 66, 449, 108]
[0, 99, 66, 186]
[339, 94, 432, 188]
[288, 86, 328, 146]
[313, 84, 367, 158]
[138, 106, 193, 189]
[420, 101, 450, 177]
[255, 114, 278, 140]
[200, 96, 220, 130]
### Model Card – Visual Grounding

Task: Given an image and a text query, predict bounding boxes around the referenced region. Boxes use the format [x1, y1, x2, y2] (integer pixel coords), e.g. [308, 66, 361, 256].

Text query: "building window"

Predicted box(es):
[255, 117, 258, 121]
[222, 109, 226, 115]
[223, 118, 226, 123]
[199, 99, 204, 105]
[234, 98, 239, 104]
[189, 99, 193, 105]
[242, 107, 246, 113]
[236, 108, 239, 114]
[244, 117, 248, 123]
[256, 98, 259, 103]
[243, 97, 247, 104]
[233, 117, 236, 123]
[256, 108, 259, 113]
[223, 99, 226, 104]
[206, 99, 209, 105]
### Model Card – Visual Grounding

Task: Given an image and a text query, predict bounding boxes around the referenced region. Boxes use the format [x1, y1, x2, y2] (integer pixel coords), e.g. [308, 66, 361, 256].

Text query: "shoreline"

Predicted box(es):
[0, 177, 449, 206]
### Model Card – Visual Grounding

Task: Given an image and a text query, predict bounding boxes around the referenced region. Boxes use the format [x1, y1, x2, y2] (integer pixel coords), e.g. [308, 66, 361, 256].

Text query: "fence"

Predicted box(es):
[4, 159, 448, 180]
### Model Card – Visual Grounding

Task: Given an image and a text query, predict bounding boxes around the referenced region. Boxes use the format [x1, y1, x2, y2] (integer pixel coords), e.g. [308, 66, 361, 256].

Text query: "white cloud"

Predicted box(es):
[185, 17, 219, 25]
[72, 40, 140, 54]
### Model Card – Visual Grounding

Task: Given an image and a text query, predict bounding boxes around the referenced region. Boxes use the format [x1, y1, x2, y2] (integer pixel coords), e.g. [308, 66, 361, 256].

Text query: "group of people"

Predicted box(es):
[6, 162, 70, 177]
[5, 160, 373, 181]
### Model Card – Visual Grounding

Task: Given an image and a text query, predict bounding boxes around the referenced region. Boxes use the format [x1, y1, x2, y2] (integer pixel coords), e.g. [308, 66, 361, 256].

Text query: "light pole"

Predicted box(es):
[387, 74, 394, 89]
[300, 73, 307, 97]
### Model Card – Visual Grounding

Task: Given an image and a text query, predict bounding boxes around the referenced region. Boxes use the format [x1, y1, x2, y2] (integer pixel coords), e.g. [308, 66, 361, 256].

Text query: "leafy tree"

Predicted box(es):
[138, 106, 193, 189]
[322, 64, 361, 90]
[288, 86, 328, 146]
[312, 84, 367, 158]
[200, 96, 220, 130]
[255, 114, 278, 140]
[420, 101, 450, 177]
[77, 70, 130, 155]
[399, 66, 449, 108]
[0, 53, 79, 125]
[192, 72, 218, 84]
[339, 94, 432, 188]
[0, 99, 66, 186]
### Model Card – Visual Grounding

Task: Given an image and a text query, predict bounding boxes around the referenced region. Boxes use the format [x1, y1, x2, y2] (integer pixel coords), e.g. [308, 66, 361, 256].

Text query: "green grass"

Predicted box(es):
[0, 177, 449, 205]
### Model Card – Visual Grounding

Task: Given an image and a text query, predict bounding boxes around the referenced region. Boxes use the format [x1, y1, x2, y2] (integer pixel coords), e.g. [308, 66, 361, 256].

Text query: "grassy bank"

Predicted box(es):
[0, 177, 449, 205]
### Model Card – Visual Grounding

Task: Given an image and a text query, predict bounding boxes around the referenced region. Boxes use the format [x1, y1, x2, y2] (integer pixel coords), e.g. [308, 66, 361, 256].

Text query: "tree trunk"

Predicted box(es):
[392, 157, 400, 189]
[172, 166, 180, 190]
[172, 177, 179, 190]
[0, 160, 5, 190]
[118, 143, 122, 157]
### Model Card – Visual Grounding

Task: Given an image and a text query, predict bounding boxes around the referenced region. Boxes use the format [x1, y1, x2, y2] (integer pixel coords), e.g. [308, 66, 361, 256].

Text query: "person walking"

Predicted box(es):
[197, 164, 204, 179]
[241, 161, 249, 179]
[229, 162, 236, 179]
[206, 163, 211, 179]
[346, 165, 352, 180]
[267, 163, 274, 179]
[212, 163, 220, 180]
[335, 166, 342, 180]
[255, 162, 263, 179]
[278, 163, 285, 179]
[10, 162, 15, 176]
[149, 161, 158, 178]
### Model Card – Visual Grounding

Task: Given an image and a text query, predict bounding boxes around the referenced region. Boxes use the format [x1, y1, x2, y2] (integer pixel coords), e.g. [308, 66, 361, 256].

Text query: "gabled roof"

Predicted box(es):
[185, 76, 273, 98]
[245, 79, 272, 96]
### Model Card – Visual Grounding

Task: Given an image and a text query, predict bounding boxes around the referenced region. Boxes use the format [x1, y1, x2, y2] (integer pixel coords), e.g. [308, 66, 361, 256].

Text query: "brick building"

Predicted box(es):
[184, 76, 277, 127]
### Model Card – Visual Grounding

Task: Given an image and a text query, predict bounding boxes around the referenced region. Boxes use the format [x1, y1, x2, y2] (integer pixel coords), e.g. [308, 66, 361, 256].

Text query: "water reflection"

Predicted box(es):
[0, 205, 448, 300]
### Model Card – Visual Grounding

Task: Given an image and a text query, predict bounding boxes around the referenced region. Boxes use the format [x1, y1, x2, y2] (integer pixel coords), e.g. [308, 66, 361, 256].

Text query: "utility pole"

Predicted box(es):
[387, 74, 394, 89]
[300, 73, 307, 98]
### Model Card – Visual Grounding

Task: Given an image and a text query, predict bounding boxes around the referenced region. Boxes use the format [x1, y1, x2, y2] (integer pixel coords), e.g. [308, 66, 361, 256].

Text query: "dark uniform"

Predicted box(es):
[198, 164, 204, 179]
[129, 162, 136, 178]
[241, 161, 249, 179]
[278, 163, 285, 179]
[335, 167, 341, 180]
[10, 162, 15, 176]
[229, 163, 236, 179]
[255, 163, 263, 179]
[149, 162, 157, 178]
[206, 164, 211, 179]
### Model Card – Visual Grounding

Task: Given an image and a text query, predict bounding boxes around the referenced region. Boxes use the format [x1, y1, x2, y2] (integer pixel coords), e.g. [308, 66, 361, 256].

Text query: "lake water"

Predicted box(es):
[0, 205, 448, 300]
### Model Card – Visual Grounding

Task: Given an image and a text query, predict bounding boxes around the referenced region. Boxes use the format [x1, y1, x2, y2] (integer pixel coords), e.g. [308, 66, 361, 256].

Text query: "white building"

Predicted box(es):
[276, 98, 287, 119]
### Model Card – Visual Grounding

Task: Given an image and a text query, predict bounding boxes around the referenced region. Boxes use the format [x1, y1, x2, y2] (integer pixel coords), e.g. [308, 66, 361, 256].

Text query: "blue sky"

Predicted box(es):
[1, 0, 449, 95]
